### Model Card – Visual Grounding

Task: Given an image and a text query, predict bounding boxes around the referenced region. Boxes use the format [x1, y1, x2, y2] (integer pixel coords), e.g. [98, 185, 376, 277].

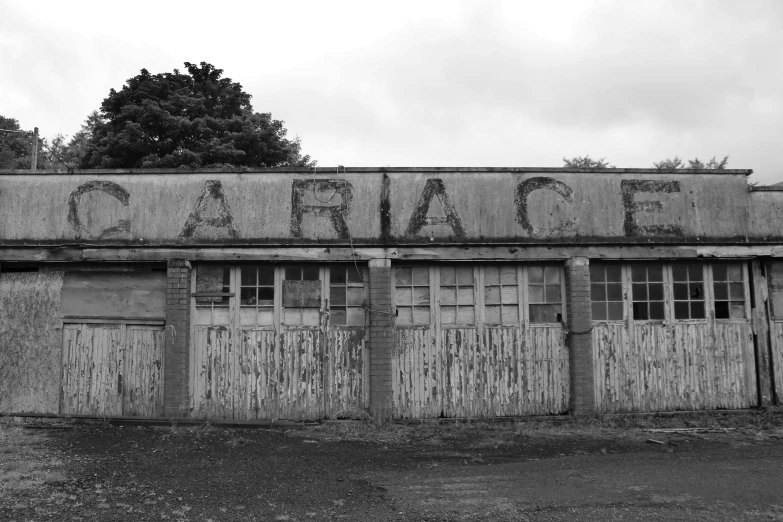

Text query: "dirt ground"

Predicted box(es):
[1, 412, 783, 521]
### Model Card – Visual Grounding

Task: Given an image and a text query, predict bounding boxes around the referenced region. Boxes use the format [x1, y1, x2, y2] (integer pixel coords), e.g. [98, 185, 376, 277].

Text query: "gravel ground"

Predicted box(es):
[1, 413, 782, 521]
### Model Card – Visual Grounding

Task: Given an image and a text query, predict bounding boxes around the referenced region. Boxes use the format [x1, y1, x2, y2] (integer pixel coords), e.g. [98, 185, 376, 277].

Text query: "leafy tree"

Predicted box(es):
[0, 116, 35, 169]
[562, 155, 613, 168]
[654, 155, 729, 171]
[81, 62, 315, 169]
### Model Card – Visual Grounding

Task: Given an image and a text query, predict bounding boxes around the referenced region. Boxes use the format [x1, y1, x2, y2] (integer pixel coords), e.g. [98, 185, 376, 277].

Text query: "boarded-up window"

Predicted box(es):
[672, 264, 705, 320]
[713, 263, 746, 320]
[590, 264, 623, 321]
[329, 265, 365, 326]
[631, 264, 665, 320]
[395, 266, 430, 325]
[283, 265, 321, 325]
[440, 266, 475, 325]
[60, 271, 166, 323]
[484, 265, 519, 325]
[194, 265, 231, 325]
[528, 265, 562, 323]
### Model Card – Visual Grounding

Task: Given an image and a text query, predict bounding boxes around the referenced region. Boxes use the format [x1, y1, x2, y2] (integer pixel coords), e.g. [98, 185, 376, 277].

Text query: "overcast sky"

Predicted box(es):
[1, 0, 781, 183]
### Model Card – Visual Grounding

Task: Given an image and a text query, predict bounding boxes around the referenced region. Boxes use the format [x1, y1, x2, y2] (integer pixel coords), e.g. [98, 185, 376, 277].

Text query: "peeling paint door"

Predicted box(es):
[592, 262, 757, 413]
[191, 264, 367, 420]
[392, 264, 569, 419]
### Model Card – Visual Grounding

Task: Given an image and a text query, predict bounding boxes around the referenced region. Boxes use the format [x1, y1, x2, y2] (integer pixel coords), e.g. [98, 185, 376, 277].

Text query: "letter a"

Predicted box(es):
[179, 180, 239, 239]
[405, 178, 465, 238]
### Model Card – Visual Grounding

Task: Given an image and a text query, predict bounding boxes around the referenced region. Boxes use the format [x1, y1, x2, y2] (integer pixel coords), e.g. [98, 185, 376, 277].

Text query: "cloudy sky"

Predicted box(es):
[1, 0, 781, 183]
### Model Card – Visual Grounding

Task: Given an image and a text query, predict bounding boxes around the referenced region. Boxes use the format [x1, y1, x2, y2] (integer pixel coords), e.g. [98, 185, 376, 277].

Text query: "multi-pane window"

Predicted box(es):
[528, 266, 562, 323]
[590, 264, 623, 321]
[631, 264, 665, 320]
[283, 265, 321, 325]
[238, 266, 275, 325]
[484, 266, 519, 325]
[712, 263, 746, 320]
[329, 265, 365, 326]
[672, 264, 705, 320]
[440, 266, 475, 325]
[395, 266, 430, 325]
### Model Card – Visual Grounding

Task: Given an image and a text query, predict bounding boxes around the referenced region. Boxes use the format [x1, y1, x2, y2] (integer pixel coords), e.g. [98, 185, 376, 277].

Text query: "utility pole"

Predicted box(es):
[31, 127, 39, 171]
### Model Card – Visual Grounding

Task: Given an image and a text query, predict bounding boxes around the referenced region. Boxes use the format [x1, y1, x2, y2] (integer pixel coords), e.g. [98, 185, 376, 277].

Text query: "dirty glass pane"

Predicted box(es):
[529, 266, 544, 284]
[648, 265, 663, 282]
[592, 302, 607, 321]
[484, 286, 501, 305]
[396, 307, 412, 325]
[302, 266, 319, 281]
[441, 306, 457, 324]
[501, 286, 518, 304]
[347, 266, 363, 283]
[196, 265, 230, 304]
[632, 284, 648, 301]
[649, 302, 665, 320]
[395, 267, 412, 286]
[608, 302, 623, 320]
[441, 287, 458, 305]
[500, 266, 517, 285]
[413, 287, 429, 305]
[241, 267, 257, 286]
[285, 266, 301, 280]
[715, 301, 729, 319]
[690, 301, 705, 319]
[331, 309, 346, 325]
[346, 307, 364, 326]
[712, 263, 727, 281]
[648, 284, 663, 301]
[440, 266, 456, 286]
[240, 287, 256, 304]
[728, 264, 742, 281]
[672, 264, 687, 282]
[631, 265, 647, 282]
[730, 283, 744, 300]
[484, 266, 500, 286]
[674, 301, 689, 320]
[590, 265, 605, 283]
[545, 285, 560, 303]
[413, 307, 430, 324]
[530, 304, 560, 323]
[456, 267, 473, 286]
[330, 287, 346, 306]
[412, 267, 429, 286]
[714, 284, 728, 300]
[591, 284, 606, 301]
[457, 306, 475, 324]
[395, 287, 412, 306]
[633, 302, 648, 320]
[606, 265, 621, 282]
[258, 287, 274, 305]
[687, 264, 703, 281]
[673, 283, 688, 301]
[529, 285, 544, 303]
[212, 307, 230, 325]
[347, 287, 364, 306]
[457, 287, 474, 305]
[730, 302, 745, 319]
[501, 305, 519, 324]
[331, 267, 346, 284]
[545, 266, 560, 284]
[607, 283, 623, 301]
[486, 306, 501, 324]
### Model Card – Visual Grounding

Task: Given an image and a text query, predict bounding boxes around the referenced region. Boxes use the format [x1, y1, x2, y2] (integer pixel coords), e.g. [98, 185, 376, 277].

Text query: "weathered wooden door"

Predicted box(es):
[592, 262, 757, 413]
[191, 264, 367, 420]
[393, 264, 569, 418]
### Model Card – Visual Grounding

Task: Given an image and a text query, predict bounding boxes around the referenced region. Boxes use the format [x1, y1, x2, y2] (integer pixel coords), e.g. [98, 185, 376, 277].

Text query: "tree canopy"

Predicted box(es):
[81, 62, 314, 169]
[653, 155, 729, 172]
[562, 155, 613, 168]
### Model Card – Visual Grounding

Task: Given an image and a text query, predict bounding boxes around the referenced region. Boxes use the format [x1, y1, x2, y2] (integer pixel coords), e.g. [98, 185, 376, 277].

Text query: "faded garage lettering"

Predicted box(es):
[515, 177, 576, 238]
[621, 179, 684, 238]
[290, 179, 354, 239]
[404, 178, 466, 238]
[179, 180, 239, 240]
[67, 180, 131, 239]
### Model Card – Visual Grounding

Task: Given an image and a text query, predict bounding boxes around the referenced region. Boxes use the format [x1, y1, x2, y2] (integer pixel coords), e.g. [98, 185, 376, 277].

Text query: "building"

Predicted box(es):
[0, 167, 781, 420]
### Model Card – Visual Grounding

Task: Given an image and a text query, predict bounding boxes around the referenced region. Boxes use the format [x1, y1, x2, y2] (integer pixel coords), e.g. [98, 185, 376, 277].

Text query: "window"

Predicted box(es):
[195, 265, 231, 325]
[528, 265, 562, 323]
[329, 265, 365, 326]
[484, 266, 519, 325]
[712, 263, 745, 320]
[440, 266, 475, 325]
[631, 264, 665, 320]
[394, 266, 430, 325]
[590, 264, 623, 321]
[672, 264, 705, 320]
[239, 265, 275, 326]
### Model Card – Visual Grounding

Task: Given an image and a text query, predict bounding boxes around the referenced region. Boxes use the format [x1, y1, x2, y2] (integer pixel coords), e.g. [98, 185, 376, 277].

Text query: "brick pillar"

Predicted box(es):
[368, 258, 393, 411]
[565, 256, 595, 415]
[164, 259, 191, 417]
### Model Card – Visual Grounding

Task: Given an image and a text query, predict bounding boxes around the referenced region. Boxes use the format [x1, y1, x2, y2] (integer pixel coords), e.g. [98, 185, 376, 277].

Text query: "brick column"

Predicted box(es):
[164, 259, 191, 417]
[368, 258, 393, 411]
[565, 256, 595, 415]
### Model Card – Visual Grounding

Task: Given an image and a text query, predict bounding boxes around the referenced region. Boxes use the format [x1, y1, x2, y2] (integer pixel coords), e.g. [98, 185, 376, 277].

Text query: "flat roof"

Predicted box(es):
[0, 167, 754, 176]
